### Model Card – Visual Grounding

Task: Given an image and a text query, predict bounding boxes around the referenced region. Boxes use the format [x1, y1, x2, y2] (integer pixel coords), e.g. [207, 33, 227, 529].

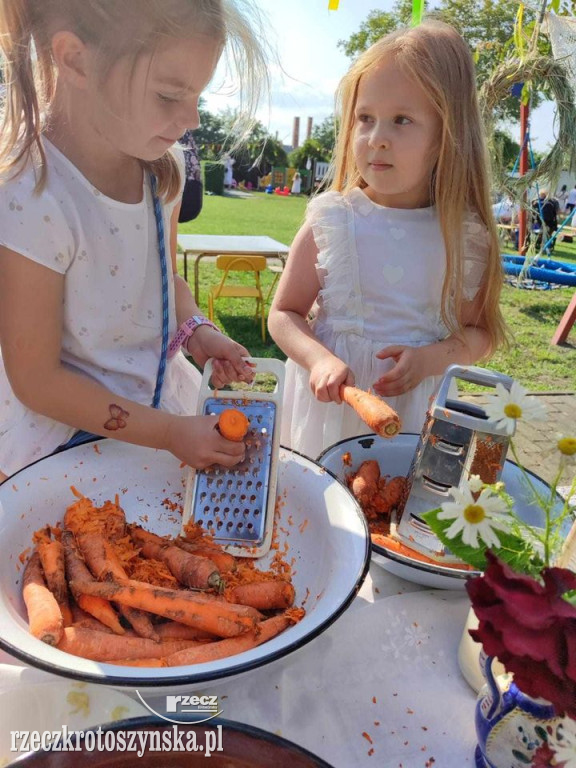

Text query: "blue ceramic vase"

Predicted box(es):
[474, 653, 565, 767]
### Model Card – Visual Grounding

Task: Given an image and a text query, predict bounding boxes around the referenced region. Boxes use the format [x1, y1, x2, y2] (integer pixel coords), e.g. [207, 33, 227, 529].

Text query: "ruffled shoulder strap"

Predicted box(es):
[462, 209, 490, 301]
[306, 191, 364, 332]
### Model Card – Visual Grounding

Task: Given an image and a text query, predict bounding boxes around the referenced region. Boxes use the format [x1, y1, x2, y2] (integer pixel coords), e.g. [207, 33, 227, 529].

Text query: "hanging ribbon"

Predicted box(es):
[411, 0, 424, 26]
[328, 0, 340, 10]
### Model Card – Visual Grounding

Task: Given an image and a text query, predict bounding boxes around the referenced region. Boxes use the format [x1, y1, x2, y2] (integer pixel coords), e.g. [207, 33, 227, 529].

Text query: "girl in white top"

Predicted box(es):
[0, 0, 268, 480]
[269, 21, 507, 460]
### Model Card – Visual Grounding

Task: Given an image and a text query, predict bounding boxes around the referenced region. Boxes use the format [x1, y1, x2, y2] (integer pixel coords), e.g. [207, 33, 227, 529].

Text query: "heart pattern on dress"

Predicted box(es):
[382, 264, 404, 284]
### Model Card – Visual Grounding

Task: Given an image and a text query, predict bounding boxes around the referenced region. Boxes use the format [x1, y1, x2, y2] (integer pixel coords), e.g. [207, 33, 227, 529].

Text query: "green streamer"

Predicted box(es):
[411, 0, 424, 26]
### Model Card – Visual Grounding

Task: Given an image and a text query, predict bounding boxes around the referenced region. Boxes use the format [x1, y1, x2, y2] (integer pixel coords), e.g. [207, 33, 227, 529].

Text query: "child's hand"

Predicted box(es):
[309, 355, 354, 403]
[166, 414, 246, 470]
[373, 345, 428, 396]
[186, 327, 254, 388]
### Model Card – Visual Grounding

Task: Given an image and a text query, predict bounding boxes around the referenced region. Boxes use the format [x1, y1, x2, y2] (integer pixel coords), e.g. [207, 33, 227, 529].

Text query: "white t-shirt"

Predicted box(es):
[567, 187, 576, 206]
[0, 139, 200, 477]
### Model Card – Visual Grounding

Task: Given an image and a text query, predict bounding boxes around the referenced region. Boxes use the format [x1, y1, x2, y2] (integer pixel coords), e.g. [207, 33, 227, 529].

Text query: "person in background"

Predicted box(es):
[566, 184, 576, 214]
[556, 184, 568, 214]
[531, 190, 558, 253]
[268, 20, 507, 460]
[291, 171, 302, 195]
[0, 0, 268, 482]
[178, 130, 203, 223]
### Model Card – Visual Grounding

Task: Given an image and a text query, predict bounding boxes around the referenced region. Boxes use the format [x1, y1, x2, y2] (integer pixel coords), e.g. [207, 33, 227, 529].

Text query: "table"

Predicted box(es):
[0, 563, 477, 767]
[177, 235, 290, 304]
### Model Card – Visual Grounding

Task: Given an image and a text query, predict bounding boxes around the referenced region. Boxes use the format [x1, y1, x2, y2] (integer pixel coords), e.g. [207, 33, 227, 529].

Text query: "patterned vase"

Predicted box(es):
[474, 653, 568, 767]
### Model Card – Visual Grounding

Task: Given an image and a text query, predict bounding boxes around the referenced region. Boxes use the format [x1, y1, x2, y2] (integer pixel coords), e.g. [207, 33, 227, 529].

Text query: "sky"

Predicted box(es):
[202, 0, 557, 153]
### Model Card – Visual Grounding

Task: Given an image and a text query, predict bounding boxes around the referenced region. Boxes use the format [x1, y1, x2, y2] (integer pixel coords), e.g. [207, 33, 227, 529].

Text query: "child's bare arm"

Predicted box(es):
[373, 291, 491, 397]
[169, 207, 253, 388]
[267, 223, 354, 403]
[0, 245, 244, 469]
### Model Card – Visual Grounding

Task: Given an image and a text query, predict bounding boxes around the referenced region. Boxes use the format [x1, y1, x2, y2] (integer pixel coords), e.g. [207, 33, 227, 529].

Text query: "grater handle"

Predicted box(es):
[201, 357, 285, 395]
[435, 364, 515, 409]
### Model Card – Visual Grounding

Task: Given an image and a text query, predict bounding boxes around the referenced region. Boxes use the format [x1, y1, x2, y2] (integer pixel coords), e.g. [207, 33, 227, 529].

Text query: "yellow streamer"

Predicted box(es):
[328, 0, 340, 9]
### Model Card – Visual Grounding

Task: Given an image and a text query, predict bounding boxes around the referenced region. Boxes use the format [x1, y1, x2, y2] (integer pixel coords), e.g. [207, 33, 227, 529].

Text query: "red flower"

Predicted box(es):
[532, 742, 562, 768]
[467, 551, 576, 719]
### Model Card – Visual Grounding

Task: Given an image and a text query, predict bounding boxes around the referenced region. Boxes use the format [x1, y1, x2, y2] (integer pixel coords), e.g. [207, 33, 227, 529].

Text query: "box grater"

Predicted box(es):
[395, 365, 515, 563]
[182, 357, 285, 558]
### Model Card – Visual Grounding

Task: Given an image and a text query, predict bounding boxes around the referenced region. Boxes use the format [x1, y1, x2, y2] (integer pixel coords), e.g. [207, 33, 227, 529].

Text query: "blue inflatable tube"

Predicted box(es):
[501, 255, 576, 287]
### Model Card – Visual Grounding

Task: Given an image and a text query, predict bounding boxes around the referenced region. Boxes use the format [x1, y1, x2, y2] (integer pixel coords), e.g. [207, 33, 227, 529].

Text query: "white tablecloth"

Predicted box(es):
[0, 563, 478, 767]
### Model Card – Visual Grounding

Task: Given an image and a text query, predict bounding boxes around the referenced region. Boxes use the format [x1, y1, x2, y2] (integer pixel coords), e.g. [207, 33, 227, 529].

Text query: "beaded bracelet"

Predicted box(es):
[167, 315, 220, 358]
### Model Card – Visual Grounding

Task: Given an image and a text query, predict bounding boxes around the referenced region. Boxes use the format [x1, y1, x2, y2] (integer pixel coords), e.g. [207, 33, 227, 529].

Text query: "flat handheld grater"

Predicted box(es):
[182, 357, 285, 558]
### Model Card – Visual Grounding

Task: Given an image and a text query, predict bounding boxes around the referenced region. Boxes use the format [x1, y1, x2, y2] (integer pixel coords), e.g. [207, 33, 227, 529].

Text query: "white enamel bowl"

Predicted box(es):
[318, 433, 571, 590]
[0, 440, 370, 691]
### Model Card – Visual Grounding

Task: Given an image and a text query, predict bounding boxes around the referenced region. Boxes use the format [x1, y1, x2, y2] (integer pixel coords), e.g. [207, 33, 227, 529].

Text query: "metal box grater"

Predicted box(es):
[395, 365, 515, 563]
[182, 357, 284, 558]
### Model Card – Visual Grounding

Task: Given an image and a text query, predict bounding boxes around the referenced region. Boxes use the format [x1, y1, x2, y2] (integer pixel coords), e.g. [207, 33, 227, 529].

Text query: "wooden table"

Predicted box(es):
[178, 234, 290, 304]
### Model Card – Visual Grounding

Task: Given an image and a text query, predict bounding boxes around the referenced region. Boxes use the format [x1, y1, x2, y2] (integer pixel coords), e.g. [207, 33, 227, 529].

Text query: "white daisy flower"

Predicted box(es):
[549, 718, 576, 768]
[437, 481, 510, 549]
[557, 434, 576, 466]
[468, 474, 484, 493]
[483, 381, 547, 435]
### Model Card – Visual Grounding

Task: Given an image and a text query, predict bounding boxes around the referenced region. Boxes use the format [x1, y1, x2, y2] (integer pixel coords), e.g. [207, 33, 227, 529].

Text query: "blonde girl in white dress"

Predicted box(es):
[268, 21, 507, 460]
[0, 0, 268, 481]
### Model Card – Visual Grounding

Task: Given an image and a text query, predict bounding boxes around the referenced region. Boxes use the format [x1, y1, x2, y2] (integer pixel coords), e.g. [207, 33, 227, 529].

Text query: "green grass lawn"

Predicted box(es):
[179, 191, 576, 392]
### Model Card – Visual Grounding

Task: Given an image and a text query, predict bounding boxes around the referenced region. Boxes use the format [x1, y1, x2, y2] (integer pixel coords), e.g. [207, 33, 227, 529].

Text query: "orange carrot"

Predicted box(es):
[340, 385, 401, 437]
[217, 408, 250, 441]
[62, 531, 125, 635]
[106, 658, 166, 668]
[129, 526, 222, 591]
[22, 552, 63, 646]
[175, 539, 236, 574]
[71, 604, 115, 634]
[153, 622, 216, 642]
[57, 627, 201, 662]
[228, 581, 295, 611]
[373, 534, 475, 570]
[76, 532, 159, 641]
[69, 579, 256, 638]
[164, 614, 291, 667]
[350, 460, 380, 504]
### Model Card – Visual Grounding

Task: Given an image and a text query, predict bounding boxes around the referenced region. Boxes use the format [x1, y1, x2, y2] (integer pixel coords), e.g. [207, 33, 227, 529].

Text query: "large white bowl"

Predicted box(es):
[318, 433, 571, 590]
[0, 440, 370, 690]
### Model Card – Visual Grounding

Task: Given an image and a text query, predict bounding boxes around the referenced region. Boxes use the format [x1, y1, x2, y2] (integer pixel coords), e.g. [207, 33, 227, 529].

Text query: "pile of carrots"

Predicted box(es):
[347, 459, 407, 536]
[347, 460, 474, 569]
[22, 490, 303, 668]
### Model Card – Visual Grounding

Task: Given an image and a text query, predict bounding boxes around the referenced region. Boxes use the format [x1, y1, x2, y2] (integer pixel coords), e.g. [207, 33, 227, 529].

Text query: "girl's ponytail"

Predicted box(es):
[0, 0, 53, 185]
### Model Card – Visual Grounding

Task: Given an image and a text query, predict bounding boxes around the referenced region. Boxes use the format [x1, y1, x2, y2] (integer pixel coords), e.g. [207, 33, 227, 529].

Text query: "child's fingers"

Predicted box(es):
[375, 344, 407, 361]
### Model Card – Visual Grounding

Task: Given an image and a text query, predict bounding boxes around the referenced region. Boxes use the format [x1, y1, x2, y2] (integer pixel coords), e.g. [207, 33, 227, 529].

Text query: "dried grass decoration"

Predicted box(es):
[480, 52, 576, 193]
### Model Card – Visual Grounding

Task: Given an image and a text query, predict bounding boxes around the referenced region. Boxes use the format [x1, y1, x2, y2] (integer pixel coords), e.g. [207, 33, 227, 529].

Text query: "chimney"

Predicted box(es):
[292, 117, 300, 149]
[306, 117, 313, 140]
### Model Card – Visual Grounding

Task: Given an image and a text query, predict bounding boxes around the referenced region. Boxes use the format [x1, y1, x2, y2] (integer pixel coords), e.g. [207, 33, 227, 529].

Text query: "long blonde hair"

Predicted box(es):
[0, 0, 268, 200]
[332, 20, 507, 352]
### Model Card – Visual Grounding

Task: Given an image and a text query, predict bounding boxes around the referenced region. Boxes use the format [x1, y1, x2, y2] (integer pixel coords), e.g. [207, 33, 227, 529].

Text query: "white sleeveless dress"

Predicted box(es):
[281, 188, 489, 460]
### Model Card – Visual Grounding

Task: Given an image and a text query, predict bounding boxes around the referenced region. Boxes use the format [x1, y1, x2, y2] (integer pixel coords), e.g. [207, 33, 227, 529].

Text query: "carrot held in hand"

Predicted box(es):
[217, 408, 250, 441]
[228, 581, 295, 611]
[339, 385, 401, 437]
[22, 551, 63, 646]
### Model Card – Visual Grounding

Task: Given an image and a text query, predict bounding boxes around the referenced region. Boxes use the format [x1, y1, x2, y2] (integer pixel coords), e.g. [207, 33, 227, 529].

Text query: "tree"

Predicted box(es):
[312, 115, 337, 158]
[196, 99, 226, 160]
[337, 0, 545, 122]
[288, 138, 331, 170]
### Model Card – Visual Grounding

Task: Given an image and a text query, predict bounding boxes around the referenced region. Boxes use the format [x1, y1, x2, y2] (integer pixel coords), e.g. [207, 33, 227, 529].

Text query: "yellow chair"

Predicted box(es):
[208, 255, 267, 341]
[265, 260, 284, 304]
